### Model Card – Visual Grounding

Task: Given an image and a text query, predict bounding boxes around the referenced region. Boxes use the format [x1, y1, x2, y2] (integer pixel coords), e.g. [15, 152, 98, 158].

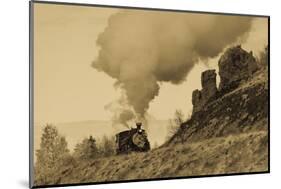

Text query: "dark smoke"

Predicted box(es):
[93, 10, 252, 122]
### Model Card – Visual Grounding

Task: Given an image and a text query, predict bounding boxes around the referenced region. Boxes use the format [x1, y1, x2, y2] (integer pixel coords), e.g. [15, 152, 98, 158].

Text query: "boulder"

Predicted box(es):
[218, 45, 258, 92]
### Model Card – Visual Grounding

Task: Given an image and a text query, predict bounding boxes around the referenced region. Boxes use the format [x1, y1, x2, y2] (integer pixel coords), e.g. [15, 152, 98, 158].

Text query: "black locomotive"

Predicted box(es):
[115, 123, 150, 154]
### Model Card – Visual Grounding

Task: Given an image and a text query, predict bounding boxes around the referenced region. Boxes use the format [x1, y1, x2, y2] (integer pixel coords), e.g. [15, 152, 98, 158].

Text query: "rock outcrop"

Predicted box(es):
[192, 45, 258, 114]
[218, 45, 258, 92]
[172, 45, 268, 145]
[192, 69, 217, 113]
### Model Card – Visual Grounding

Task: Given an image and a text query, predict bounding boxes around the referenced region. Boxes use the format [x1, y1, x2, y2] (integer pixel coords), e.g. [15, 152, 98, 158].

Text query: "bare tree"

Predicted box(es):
[166, 110, 185, 141]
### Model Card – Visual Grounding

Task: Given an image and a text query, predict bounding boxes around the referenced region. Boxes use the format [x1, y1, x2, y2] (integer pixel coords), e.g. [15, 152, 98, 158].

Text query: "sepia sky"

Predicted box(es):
[34, 3, 268, 125]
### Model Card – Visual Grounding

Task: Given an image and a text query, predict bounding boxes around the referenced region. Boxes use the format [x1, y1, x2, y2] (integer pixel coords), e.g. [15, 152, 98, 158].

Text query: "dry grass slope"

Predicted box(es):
[50, 130, 267, 185]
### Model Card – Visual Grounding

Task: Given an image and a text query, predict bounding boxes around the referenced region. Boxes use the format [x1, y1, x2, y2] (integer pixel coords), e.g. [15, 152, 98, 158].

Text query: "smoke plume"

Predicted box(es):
[93, 10, 252, 123]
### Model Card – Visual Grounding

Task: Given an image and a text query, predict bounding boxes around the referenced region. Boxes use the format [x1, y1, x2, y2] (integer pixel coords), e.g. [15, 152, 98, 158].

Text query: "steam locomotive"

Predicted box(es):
[115, 123, 150, 154]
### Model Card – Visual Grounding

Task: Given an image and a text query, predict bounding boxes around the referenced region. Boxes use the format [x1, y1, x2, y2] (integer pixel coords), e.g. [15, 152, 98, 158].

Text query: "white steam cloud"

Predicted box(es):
[92, 10, 252, 125]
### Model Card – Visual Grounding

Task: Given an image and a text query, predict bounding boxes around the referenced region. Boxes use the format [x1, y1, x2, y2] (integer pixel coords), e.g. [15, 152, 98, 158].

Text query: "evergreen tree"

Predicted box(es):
[73, 135, 99, 160]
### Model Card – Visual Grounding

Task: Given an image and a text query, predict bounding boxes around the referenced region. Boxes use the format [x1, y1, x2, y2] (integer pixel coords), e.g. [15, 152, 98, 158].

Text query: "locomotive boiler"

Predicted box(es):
[115, 122, 150, 154]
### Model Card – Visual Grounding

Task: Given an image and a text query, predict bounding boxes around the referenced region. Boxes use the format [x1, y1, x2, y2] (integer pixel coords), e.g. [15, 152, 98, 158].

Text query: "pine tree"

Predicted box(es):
[73, 135, 99, 160]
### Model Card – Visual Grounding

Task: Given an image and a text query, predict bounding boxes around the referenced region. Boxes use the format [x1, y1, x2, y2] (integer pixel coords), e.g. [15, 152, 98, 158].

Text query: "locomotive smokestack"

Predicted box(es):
[136, 122, 142, 130]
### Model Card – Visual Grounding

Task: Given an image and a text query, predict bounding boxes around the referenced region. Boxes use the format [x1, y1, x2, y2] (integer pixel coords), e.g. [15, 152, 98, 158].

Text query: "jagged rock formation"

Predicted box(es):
[175, 72, 268, 144]
[218, 45, 258, 92]
[192, 70, 218, 113]
[172, 45, 268, 145]
[192, 45, 258, 114]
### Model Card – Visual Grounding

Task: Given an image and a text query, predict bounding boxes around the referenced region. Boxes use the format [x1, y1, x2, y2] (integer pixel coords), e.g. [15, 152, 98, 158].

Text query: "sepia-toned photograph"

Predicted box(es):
[30, 1, 269, 188]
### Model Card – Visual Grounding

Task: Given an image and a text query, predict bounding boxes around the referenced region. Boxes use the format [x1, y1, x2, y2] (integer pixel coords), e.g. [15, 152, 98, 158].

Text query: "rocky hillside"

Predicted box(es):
[34, 46, 269, 186]
[169, 46, 268, 145]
